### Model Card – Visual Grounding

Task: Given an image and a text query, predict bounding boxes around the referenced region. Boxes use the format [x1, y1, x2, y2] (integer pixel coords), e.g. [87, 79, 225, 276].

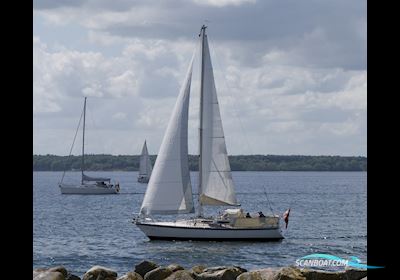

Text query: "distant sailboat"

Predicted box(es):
[59, 97, 120, 194]
[133, 26, 283, 241]
[138, 140, 153, 183]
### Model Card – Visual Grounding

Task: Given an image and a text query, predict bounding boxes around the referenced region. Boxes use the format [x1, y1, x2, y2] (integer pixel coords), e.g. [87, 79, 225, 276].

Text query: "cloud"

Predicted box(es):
[34, 0, 84, 10]
[107, 70, 137, 98]
[192, 0, 256, 7]
[33, 0, 366, 156]
[34, 0, 366, 69]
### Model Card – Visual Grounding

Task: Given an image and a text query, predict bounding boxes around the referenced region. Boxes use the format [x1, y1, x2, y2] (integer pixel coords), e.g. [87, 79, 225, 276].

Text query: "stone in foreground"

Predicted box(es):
[33, 266, 69, 280]
[117, 271, 144, 280]
[165, 270, 195, 280]
[194, 266, 247, 280]
[144, 267, 174, 280]
[300, 268, 367, 280]
[135, 261, 160, 278]
[82, 265, 117, 280]
[236, 268, 277, 280]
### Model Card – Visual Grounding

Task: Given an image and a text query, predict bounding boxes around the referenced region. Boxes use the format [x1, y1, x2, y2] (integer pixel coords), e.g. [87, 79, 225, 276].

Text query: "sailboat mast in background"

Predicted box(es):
[81, 97, 86, 185]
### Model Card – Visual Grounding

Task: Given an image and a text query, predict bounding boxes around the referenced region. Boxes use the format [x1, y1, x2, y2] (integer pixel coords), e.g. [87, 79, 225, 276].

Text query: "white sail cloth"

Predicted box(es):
[140, 52, 196, 215]
[199, 33, 238, 206]
[139, 28, 238, 216]
[139, 141, 152, 177]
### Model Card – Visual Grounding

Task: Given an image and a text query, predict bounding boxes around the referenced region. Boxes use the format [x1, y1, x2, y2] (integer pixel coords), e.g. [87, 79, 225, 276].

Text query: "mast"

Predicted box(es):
[81, 97, 87, 184]
[144, 140, 147, 175]
[198, 25, 207, 217]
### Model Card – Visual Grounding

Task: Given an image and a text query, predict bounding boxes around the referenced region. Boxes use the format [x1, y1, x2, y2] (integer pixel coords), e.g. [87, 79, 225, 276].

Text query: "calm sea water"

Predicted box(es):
[33, 171, 366, 276]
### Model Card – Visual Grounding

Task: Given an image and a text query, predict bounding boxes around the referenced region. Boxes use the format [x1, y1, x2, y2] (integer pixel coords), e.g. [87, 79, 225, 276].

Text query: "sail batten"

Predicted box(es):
[140, 52, 196, 216]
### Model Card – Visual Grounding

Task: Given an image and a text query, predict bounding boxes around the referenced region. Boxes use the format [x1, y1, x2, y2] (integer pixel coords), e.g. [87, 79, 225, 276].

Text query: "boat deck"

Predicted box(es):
[136, 216, 280, 230]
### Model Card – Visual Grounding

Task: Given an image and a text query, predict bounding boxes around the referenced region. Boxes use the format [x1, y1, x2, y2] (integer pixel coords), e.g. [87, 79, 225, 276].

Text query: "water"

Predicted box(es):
[33, 171, 366, 276]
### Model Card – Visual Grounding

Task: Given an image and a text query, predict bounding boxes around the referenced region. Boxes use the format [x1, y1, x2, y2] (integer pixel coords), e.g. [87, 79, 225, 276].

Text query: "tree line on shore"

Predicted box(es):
[33, 154, 367, 171]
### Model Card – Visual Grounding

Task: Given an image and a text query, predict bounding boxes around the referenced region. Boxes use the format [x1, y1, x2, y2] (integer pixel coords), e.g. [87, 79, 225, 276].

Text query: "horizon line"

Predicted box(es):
[33, 153, 367, 158]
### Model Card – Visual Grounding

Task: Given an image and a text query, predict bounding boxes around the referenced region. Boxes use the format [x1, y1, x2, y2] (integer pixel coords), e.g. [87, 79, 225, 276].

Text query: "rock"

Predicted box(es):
[343, 269, 367, 280]
[236, 268, 277, 280]
[82, 265, 118, 280]
[33, 266, 69, 280]
[236, 267, 368, 280]
[300, 268, 338, 280]
[190, 266, 206, 276]
[117, 272, 144, 280]
[165, 270, 195, 280]
[194, 266, 246, 280]
[66, 274, 81, 280]
[144, 267, 174, 280]
[274, 266, 305, 280]
[167, 264, 185, 272]
[48, 266, 69, 278]
[135, 261, 160, 278]
[33, 270, 65, 280]
[300, 268, 367, 280]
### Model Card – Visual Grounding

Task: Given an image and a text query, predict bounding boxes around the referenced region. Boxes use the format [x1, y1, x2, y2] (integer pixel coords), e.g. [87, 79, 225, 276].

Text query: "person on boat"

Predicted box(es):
[258, 211, 265, 217]
[246, 212, 251, 218]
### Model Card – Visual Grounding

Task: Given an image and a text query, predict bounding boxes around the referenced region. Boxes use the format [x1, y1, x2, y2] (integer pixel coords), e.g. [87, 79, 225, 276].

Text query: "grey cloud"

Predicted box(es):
[138, 73, 179, 98]
[33, 0, 366, 156]
[34, 0, 85, 10]
[34, 0, 366, 70]
[299, 107, 356, 123]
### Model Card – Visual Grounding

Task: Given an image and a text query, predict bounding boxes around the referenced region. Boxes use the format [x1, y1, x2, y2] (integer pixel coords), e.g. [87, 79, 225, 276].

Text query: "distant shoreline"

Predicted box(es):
[33, 154, 367, 172]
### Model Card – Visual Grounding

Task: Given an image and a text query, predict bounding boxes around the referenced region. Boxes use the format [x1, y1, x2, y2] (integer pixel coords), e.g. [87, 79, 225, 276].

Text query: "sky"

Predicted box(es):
[33, 0, 367, 156]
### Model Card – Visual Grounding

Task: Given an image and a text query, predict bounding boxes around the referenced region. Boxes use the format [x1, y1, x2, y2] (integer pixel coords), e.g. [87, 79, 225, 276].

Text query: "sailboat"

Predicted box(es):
[138, 140, 153, 183]
[59, 97, 120, 194]
[133, 26, 283, 241]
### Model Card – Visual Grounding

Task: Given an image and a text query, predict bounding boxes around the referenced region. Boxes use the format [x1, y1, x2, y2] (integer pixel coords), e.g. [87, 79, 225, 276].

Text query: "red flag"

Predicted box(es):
[283, 208, 290, 229]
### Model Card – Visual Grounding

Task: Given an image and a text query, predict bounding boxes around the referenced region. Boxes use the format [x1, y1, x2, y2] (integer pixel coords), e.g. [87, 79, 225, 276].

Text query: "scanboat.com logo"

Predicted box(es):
[296, 254, 384, 269]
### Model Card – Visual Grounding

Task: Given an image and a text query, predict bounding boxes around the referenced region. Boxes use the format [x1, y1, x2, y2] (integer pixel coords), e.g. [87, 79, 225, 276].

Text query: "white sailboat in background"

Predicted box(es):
[138, 140, 153, 183]
[59, 97, 120, 195]
[133, 26, 284, 241]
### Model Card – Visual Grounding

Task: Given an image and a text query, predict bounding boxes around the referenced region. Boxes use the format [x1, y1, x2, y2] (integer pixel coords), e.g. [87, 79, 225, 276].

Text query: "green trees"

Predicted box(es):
[33, 154, 367, 171]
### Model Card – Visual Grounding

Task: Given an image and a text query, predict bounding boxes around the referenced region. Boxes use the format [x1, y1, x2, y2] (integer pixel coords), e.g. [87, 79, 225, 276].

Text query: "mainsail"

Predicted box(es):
[139, 52, 195, 215]
[199, 27, 238, 206]
[139, 140, 153, 178]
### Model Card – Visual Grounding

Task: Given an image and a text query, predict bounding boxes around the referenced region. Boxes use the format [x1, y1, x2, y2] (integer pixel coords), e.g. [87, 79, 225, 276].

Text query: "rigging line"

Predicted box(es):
[263, 185, 275, 215]
[208, 35, 255, 156]
[60, 105, 84, 184]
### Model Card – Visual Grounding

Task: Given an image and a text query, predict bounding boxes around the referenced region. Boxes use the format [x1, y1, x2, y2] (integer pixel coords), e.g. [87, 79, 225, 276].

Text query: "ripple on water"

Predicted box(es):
[33, 171, 367, 275]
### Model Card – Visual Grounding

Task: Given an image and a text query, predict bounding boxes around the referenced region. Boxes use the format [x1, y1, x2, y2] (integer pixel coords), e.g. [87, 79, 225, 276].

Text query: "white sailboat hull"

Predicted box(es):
[59, 184, 119, 194]
[135, 27, 287, 242]
[135, 220, 284, 241]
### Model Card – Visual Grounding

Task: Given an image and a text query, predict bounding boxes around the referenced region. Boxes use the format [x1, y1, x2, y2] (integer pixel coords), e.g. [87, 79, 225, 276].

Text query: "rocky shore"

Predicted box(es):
[33, 260, 367, 280]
